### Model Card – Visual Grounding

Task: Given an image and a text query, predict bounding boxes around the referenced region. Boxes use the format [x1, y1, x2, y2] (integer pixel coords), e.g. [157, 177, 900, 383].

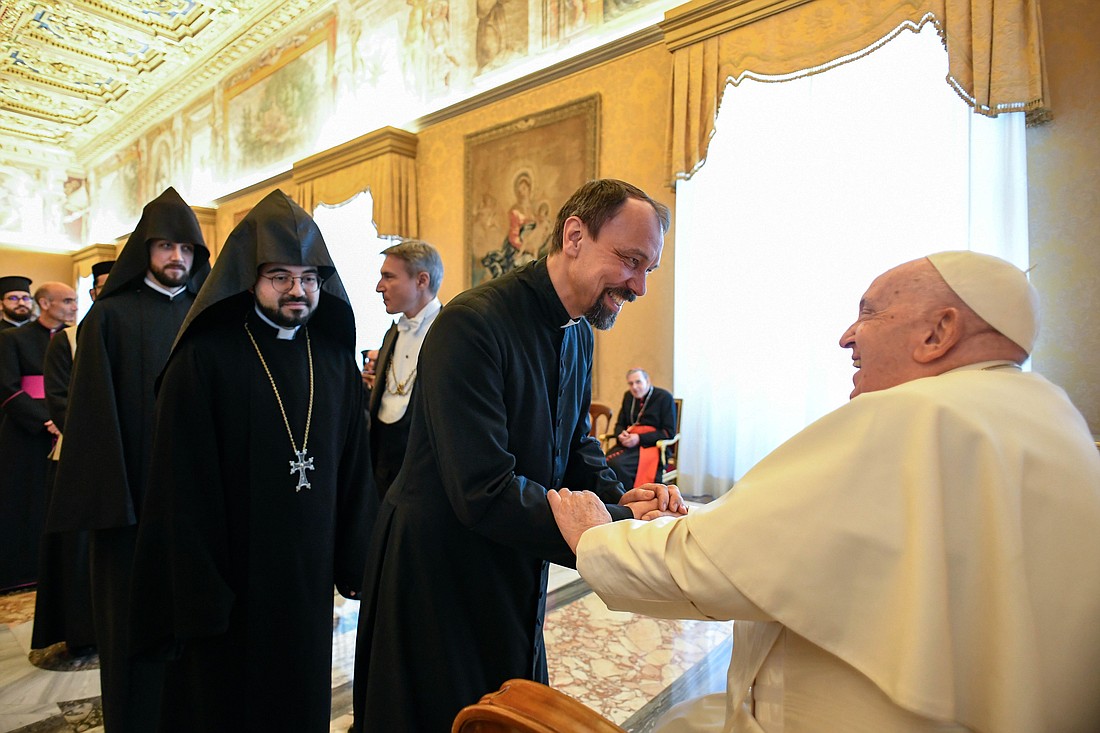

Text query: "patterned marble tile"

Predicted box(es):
[0, 594, 35, 628]
[545, 590, 732, 726]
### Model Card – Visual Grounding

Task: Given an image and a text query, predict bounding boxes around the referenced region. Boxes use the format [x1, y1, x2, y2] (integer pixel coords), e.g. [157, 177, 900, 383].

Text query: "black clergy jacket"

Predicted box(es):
[353, 257, 629, 732]
[0, 321, 54, 589]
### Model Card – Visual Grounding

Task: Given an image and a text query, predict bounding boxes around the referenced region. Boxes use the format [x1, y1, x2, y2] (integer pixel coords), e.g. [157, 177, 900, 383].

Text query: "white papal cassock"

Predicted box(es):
[578, 363, 1100, 733]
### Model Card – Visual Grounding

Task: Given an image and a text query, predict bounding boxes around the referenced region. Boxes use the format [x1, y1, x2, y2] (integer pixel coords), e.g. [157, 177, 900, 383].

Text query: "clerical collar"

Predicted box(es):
[144, 275, 187, 300]
[398, 297, 442, 333]
[561, 318, 580, 329]
[253, 304, 300, 339]
[1, 316, 29, 327]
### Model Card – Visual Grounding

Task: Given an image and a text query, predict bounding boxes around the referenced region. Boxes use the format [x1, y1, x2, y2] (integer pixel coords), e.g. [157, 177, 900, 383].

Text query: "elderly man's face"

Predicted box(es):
[41, 286, 78, 325]
[839, 262, 932, 399]
[626, 370, 650, 399]
[573, 197, 663, 330]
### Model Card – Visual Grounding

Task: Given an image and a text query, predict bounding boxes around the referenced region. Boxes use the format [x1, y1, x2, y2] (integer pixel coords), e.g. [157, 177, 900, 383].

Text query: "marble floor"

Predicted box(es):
[2, 544, 731, 732]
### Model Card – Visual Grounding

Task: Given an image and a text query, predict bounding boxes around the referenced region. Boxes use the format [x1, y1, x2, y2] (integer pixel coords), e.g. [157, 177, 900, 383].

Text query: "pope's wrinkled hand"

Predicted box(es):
[619, 483, 688, 519]
[547, 488, 611, 553]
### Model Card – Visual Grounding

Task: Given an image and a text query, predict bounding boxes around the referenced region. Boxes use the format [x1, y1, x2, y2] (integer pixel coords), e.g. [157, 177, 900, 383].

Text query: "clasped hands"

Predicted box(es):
[616, 430, 641, 448]
[547, 483, 688, 553]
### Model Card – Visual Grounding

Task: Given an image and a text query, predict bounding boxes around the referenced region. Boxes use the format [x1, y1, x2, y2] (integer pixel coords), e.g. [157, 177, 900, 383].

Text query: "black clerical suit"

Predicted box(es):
[31, 326, 95, 650]
[129, 189, 377, 733]
[47, 187, 210, 733]
[606, 385, 676, 488]
[353, 258, 630, 731]
[0, 321, 56, 591]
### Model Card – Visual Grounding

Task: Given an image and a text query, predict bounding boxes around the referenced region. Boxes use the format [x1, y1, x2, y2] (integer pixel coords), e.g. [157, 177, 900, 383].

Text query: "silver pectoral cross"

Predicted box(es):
[289, 449, 315, 492]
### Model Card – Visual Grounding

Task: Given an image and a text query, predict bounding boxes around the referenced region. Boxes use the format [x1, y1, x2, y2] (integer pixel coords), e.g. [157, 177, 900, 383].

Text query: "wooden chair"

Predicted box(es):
[588, 402, 613, 439]
[452, 678, 626, 733]
[656, 397, 683, 483]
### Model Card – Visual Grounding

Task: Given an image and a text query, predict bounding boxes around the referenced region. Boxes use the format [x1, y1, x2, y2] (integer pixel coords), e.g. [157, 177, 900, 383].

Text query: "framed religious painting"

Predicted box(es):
[464, 95, 600, 288]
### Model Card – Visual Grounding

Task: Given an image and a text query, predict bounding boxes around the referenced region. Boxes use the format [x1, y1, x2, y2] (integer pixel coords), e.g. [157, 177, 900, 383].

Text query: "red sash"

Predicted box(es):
[21, 375, 45, 399]
[627, 425, 659, 488]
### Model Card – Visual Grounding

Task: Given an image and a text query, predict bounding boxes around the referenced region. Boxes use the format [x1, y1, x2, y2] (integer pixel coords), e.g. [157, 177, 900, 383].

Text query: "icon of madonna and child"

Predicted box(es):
[478, 170, 556, 282]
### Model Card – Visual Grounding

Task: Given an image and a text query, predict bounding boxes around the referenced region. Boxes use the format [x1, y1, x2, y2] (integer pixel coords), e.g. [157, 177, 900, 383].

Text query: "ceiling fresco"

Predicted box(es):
[0, 0, 313, 165]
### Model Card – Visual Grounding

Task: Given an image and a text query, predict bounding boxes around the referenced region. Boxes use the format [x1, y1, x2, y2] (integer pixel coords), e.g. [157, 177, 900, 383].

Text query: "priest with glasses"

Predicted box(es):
[130, 190, 377, 732]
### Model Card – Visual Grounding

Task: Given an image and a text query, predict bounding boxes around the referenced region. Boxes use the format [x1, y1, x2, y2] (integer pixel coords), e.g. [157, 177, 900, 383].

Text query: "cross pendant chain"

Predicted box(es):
[245, 322, 316, 493]
[289, 449, 315, 492]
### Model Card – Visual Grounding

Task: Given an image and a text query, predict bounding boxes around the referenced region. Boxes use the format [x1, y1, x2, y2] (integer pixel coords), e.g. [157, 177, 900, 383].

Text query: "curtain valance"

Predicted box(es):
[293, 126, 419, 238]
[661, 0, 1048, 183]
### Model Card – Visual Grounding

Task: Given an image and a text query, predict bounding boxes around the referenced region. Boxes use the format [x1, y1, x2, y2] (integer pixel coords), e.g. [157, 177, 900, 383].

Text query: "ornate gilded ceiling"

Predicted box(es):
[0, 0, 318, 167]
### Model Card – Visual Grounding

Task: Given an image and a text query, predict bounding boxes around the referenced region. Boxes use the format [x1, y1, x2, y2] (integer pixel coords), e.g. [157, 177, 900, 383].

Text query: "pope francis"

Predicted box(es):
[549, 251, 1100, 733]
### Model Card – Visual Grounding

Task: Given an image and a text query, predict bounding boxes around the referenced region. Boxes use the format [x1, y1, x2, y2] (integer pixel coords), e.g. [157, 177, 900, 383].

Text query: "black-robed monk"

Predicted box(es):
[47, 187, 210, 733]
[31, 326, 95, 652]
[129, 190, 377, 732]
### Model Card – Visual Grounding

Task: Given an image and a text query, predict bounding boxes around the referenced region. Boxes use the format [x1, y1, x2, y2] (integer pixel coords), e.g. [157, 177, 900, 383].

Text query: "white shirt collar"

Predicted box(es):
[144, 275, 187, 299]
[254, 303, 300, 340]
[397, 297, 442, 333]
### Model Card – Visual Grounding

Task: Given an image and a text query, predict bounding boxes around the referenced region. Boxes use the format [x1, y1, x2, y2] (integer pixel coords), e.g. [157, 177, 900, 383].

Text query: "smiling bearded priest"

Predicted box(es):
[129, 190, 377, 732]
[352, 179, 685, 731]
[549, 251, 1100, 733]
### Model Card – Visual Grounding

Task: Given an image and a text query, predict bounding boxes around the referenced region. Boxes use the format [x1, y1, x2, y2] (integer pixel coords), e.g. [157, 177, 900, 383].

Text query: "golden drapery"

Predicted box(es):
[292, 126, 419, 238]
[662, 0, 1049, 183]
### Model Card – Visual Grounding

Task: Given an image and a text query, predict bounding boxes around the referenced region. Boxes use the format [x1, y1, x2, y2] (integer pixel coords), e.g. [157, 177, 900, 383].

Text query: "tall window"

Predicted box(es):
[313, 191, 396, 362]
[673, 24, 1028, 497]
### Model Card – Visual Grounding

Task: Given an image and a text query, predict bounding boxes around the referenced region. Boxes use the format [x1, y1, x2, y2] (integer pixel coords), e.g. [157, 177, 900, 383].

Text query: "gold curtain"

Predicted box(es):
[662, 0, 1048, 183]
[292, 126, 419, 238]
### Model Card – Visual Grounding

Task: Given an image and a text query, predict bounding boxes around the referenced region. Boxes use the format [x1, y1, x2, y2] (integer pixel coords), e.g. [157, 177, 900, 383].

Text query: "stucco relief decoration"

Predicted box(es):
[465, 95, 599, 287]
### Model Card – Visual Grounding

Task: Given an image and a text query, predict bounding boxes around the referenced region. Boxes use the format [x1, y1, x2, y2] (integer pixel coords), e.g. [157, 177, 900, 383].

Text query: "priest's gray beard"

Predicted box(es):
[585, 287, 635, 330]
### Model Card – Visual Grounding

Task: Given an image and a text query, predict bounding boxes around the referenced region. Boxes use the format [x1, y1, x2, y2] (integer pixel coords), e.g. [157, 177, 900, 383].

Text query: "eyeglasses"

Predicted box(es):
[3, 295, 32, 303]
[259, 273, 323, 293]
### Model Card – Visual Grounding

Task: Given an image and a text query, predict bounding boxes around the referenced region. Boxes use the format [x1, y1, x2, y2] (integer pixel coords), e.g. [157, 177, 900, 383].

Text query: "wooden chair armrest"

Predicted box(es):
[656, 433, 681, 463]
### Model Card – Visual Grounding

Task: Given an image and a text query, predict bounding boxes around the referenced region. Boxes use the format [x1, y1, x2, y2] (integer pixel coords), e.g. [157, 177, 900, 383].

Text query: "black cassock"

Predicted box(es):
[32, 328, 95, 649]
[130, 306, 376, 732]
[47, 285, 194, 732]
[0, 322, 53, 591]
[354, 258, 630, 731]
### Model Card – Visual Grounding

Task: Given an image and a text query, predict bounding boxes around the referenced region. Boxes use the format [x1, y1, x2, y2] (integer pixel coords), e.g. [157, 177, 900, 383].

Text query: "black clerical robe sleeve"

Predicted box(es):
[130, 341, 234, 657]
[42, 331, 73, 430]
[52, 307, 136, 530]
[0, 330, 48, 434]
[333, 388, 378, 599]
[612, 391, 632, 435]
[417, 303, 626, 566]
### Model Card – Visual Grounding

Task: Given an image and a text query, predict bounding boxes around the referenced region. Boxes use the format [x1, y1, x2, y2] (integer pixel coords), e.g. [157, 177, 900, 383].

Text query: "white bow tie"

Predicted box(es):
[397, 315, 421, 333]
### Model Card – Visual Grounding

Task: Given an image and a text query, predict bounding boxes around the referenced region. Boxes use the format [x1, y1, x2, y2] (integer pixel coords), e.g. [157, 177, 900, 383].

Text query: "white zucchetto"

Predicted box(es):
[927, 250, 1040, 354]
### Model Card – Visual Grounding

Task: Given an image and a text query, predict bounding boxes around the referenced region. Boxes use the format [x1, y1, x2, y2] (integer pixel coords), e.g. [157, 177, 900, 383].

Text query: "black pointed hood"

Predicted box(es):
[97, 187, 210, 301]
[172, 189, 355, 354]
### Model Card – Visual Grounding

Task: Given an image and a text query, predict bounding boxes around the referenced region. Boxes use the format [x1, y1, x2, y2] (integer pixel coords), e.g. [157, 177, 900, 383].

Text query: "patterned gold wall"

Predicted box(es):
[1027, 0, 1100, 431]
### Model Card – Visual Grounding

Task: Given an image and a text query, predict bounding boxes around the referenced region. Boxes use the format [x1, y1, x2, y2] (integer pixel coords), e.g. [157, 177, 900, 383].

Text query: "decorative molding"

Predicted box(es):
[412, 25, 663, 131]
[293, 127, 418, 184]
[659, 0, 815, 51]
